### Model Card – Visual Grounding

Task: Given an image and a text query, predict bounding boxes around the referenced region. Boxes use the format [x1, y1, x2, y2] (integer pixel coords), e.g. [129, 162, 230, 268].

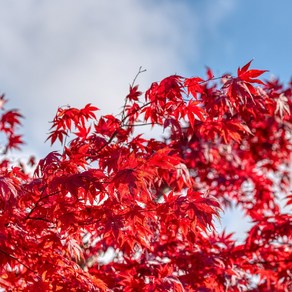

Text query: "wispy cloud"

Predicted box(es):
[203, 0, 236, 33]
[0, 0, 235, 155]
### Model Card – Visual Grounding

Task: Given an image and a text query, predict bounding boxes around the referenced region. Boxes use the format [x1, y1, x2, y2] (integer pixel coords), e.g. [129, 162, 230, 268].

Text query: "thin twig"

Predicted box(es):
[94, 101, 152, 155]
[121, 66, 146, 121]
[27, 217, 52, 223]
[26, 190, 61, 220]
[131, 66, 147, 88]
[124, 122, 161, 127]
[0, 248, 40, 278]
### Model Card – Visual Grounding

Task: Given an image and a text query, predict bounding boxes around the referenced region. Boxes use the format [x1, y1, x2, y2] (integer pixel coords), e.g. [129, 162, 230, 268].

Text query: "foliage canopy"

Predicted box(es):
[0, 62, 291, 291]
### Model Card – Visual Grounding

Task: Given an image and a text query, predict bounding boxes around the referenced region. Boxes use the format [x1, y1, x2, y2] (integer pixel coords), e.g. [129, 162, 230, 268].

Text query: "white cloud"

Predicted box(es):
[0, 0, 202, 155]
[202, 0, 236, 33]
[215, 206, 253, 243]
[0, 0, 236, 156]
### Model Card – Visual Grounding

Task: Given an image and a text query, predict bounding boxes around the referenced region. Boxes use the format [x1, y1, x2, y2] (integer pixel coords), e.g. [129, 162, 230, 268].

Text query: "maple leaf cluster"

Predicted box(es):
[0, 61, 291, 291]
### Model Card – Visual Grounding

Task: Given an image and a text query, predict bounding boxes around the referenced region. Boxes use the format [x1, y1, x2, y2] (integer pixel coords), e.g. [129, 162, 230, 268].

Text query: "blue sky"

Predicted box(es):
[0, 0, 291, 237]
[191, 0, 292, 82]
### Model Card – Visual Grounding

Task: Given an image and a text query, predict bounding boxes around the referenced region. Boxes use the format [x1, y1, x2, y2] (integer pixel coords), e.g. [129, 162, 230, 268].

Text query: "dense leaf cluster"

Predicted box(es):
[0, 62, 291, 291]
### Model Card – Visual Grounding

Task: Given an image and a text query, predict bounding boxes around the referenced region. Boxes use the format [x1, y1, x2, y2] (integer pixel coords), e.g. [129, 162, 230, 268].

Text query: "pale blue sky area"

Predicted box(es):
[187, 0, 292, 82]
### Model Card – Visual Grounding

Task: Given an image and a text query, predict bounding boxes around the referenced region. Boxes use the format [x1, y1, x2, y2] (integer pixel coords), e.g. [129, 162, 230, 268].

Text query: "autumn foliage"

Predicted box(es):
[0, 62, 291, 291]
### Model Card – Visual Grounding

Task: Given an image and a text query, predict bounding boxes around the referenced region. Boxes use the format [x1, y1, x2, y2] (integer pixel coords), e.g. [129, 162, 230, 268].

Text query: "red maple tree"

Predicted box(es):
[0, 62, 291, 291]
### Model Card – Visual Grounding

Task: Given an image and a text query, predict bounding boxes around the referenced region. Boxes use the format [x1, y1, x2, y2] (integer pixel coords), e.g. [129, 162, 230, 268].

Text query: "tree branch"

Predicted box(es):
[25, 190, 61, 220]
[0, 248, 41, 278]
